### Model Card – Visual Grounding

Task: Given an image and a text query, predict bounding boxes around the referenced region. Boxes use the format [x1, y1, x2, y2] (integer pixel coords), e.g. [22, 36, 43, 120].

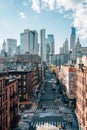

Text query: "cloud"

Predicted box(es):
[31, 0, 40, 13]
[29, 0, 87, 40]
[55, 0, 87, 40]
[22, 1, 28, 6]
[42, 0, 55, 10]
[64, 13, 73, 19]
[19, 12, 26, 19]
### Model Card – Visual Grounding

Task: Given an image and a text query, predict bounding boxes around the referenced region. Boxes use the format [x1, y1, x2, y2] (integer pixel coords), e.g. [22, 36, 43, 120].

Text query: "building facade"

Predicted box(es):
[29, 30, 38, 54]
[55, 53, 69, 66]
[63, 38, 69, 54]
[46, 34, 55, 64]
[7, 38, 17, 56]
[70, 27, 76, 50]
[7, 64, 42, 107]
[70, 38, 87, 64]
[20, 29, 38, 54]
[76, 65, 87, 130]
[20, 33, 25, 54]
[40, 29, 46, 62]
[46, 42, 50, 64]
[0, 73, 18, 130]
[60, 65, 76, 99]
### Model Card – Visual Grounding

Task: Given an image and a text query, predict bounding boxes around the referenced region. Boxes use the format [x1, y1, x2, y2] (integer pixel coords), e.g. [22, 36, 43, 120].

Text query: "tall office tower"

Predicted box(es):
[24, 29, 30, 53]
[47, 34, 55, 64]
[70, 27, 76, 50]
[48, 34, 55, 54]
[40, 29, 46, 62]
[29, 30, 38, 54]
[20, 33, 25, 54]
[7, 38, 17, 56]
[20, 29, 30, 54]
[20, 29, 38, 54]
[46, 38, 50, 64]
[63, 38, 69, 54]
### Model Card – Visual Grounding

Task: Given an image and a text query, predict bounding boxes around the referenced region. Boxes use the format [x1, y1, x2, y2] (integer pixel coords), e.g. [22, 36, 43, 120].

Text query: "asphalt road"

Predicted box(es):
[33, 70, 79, 130]
[16, 69, 79, 130]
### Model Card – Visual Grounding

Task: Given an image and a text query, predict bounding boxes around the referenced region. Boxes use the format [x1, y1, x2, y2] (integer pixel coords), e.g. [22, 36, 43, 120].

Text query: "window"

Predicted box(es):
[18, 75, 21, 79]
[23, 75, 26, 79]
[19, 90, 22, 94]
[70, 74, 74, 78]
[23, 88, 26, 92]
[23, 81, 26, 86]
[0, 81, 2, 92]
[23, 95, 26, 99]
[19, 81, 21, 86]
[86, 99, 87, 106]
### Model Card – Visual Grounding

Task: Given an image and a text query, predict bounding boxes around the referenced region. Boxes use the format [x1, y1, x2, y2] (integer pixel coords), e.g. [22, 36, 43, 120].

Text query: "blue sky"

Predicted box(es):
[0, 0, 87, 53]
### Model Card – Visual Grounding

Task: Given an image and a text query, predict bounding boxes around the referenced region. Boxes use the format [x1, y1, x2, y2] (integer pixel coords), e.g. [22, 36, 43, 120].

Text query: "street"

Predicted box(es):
[16, 69, 79, 130]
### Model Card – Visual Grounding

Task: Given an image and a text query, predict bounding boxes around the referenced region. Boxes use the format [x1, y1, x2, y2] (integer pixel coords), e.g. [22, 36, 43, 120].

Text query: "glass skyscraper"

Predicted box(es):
[46, 34, 55, 64]
[40, 29, 46, 62]
[70, 27, 76, 50]
[7, 38, 17, 56]
[20, 33, 25, 54]
[30, 30, 38, 54]
[20, 29, 38, 54]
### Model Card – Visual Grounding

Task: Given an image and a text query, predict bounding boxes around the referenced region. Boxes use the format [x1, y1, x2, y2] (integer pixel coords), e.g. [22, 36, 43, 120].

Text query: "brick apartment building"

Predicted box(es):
[76, 65, 87, 130]
[59, 65, 76, 99]
[0, 73, 18, 130]
[7, 64, 43, 107]
[8, 70, 35, 103]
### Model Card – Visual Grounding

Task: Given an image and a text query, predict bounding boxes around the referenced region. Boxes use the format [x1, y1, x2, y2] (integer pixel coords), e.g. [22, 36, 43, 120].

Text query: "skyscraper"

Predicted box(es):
[48, 34, 55, 54]
[20, 29, 38, 54]
[70, 27, 76, 50]
[29, 30, 38, 54]
[40, 29, 46, 62]
[24, 29, 30, 53]
[63, 38, 69, 54]
[20, 33, 25, 54]
[20, 29, 30, 54]
[47, 34, 55, 64]
[46, 40, 50, 64]
[7, 38, 17, 56]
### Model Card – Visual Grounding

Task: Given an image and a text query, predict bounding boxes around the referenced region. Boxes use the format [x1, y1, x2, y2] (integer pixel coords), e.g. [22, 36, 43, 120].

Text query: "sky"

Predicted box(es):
[0, 0, 87, 54]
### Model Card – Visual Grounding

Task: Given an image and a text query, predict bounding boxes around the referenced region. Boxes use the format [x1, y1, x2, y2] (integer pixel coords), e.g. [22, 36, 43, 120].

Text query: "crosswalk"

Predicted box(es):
[35, 108, 59, 113]
[30, 121, 61, 127]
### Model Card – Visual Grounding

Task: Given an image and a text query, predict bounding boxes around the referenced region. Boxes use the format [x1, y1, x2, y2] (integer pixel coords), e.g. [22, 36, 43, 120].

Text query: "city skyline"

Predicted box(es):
[0, 0, 87, 54]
